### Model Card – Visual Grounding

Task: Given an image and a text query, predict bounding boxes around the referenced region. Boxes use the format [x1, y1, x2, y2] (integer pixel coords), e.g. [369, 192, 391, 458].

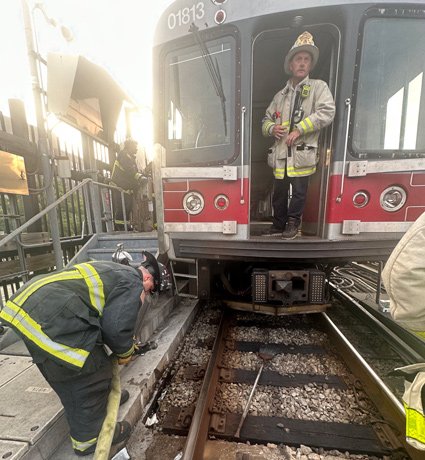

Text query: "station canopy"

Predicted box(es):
[47, 53, 135, 142]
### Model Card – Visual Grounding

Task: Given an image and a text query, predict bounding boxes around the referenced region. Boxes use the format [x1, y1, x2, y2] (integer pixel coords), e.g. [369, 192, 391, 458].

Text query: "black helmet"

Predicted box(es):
[140, 252, 171, 293]
[112, 245, 170, 293]
[139, 251, 161, 292]
[123, 138, 138, 155]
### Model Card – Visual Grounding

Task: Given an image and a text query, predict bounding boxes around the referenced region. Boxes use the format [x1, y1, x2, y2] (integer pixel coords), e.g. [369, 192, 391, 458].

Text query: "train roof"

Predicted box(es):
[154, 0, 425, 46]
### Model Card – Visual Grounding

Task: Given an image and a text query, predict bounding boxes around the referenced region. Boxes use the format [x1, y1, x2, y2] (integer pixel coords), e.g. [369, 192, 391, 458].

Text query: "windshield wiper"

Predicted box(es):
[189, 23, 227, 137]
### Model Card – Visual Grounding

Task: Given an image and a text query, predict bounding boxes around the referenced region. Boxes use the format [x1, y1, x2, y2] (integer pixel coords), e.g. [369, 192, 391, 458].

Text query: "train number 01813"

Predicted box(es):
[167, 2, 205, 29]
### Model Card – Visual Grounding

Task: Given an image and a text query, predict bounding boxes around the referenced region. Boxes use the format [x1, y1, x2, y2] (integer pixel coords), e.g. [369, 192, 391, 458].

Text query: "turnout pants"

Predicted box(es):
[112, 188, 133, 230]
[36, 347, 113, 452]
[272, 175, 310, 230]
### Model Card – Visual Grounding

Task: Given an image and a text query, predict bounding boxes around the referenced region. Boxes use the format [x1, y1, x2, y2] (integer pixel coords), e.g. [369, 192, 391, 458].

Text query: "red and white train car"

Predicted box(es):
[152, 0, 425, 313]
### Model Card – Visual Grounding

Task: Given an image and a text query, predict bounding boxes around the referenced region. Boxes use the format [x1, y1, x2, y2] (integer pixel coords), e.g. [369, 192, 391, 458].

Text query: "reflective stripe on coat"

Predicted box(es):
[395, 363, 425, 450]
[262, 77, 335, 178]
[0, 262, 143, 370]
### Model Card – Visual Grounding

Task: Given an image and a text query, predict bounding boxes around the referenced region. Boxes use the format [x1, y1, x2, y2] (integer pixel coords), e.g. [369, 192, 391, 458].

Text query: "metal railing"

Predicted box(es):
[0, 178, 131, 304]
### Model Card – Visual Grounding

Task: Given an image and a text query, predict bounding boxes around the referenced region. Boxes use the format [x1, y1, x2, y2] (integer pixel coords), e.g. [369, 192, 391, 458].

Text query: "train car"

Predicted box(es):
[152, 0, 425, 314]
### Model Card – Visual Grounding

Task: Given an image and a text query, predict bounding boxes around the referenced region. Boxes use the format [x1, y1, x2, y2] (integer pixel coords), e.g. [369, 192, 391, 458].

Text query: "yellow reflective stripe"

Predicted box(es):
[305, 117, 314, 132]
[114, 220, 129, 225]
[299, 120, 307, 132]
[75, 263, 105, 316]
[413, 331, 425, 339]
[262, 120, 275, 136]
[114, 161, 125, 172]
[282, 120, 290, 127]
[13, 270, 82, 305]
[116, 343, 135, 358]
[298, 117, 314, 134]
[0, 302, 89, 368]
[403, 402, 425, 446]
[287, 166, 316, 176]
[71, 436, 97, 451]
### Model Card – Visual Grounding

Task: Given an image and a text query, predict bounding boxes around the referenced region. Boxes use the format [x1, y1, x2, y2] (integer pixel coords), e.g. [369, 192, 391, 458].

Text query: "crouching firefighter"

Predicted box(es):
[382, 211, 425, 450]
[0, 251, 166, 456]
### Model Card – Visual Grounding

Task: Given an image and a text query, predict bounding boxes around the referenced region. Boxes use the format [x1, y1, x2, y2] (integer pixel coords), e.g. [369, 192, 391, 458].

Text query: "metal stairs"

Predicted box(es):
[67, 231, 159, 266]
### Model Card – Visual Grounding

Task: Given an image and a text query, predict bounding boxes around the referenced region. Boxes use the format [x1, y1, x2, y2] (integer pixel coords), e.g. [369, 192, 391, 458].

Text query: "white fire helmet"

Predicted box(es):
[112, 243, 133, 266]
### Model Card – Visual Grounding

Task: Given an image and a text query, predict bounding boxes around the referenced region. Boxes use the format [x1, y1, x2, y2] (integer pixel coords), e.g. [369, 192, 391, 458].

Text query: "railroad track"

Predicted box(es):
[145, 305, 420, 460]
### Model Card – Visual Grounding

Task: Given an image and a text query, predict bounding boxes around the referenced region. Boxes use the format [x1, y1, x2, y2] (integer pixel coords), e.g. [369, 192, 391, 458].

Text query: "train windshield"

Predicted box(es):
[165, 35, 236, 165]
[353, 18, 425, 156]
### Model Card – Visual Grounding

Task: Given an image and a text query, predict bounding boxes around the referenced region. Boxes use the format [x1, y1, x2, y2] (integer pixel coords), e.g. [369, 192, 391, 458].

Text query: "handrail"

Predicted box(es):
[16, 221, 86, 249]
[94, 180, 131, 232]
[336, 98, 351, 203]
[0, 178, 134, 302]
[0, 178, 92, 250]
[0, 178, 133, 252]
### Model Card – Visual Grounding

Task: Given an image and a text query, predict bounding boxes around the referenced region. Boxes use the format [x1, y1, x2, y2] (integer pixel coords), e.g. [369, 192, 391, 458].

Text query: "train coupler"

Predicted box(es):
[252, 268, 326, 305]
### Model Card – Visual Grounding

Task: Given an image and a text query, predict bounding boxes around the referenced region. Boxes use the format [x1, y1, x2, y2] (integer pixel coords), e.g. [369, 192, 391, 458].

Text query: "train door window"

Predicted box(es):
[164, 34, 236, 166]
[353, 18, 425, 156]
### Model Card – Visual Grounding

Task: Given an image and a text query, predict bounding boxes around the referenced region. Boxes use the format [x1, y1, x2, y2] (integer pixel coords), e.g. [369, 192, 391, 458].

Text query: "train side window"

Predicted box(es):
[164, 35, 236, 165]
[353, 18, 425, 156]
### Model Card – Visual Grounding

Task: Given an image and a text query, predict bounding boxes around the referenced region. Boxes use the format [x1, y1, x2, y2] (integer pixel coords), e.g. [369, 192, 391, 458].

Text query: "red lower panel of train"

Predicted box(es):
[163, 178, 249, 223]
[304, 172, 425, 224]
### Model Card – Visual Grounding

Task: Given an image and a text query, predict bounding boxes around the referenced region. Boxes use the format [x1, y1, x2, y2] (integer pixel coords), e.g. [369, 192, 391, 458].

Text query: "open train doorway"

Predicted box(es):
[250, 25, 338, 238]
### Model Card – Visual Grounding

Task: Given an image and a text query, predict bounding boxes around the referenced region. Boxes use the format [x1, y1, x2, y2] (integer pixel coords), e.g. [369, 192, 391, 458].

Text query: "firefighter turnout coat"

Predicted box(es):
[0, 261, 143, 376]
[111, 149, 144, 192]
[382, 211, 425, 450]
[262, 77, 335, 179]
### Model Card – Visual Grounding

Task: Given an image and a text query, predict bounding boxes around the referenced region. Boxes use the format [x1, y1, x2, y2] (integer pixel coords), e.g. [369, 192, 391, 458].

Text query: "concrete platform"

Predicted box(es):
[0, 295, 199, 460]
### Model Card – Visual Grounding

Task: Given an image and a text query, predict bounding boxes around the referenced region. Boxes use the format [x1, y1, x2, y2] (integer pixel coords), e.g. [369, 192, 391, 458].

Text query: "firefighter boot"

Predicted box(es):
[282, 218, 300, 239]
[73, 422, 131, 456]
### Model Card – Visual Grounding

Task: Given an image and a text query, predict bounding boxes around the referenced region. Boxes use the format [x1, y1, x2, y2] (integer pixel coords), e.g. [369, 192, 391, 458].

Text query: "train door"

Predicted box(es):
[250, 26, 338, 237]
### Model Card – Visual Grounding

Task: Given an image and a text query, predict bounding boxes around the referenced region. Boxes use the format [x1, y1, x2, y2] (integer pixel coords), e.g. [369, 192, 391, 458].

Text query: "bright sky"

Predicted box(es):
[0, 0, 174, 154]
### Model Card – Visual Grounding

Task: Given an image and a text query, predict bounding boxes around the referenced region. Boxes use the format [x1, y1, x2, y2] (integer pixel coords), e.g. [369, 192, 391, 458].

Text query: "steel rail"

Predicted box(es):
[321, 312, 421, 460]
[182, 311, 230, 460]
[176, 306, 417, 458]
[330, 282, 425, 363]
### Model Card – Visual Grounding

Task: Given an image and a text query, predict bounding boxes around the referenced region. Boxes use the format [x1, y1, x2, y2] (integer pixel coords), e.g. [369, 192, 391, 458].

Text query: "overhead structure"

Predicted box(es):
[47, 53, 135, 143]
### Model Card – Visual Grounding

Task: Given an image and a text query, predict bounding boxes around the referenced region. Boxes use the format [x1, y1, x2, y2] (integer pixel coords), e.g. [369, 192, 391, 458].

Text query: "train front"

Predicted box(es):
[152, 0, 425, 313]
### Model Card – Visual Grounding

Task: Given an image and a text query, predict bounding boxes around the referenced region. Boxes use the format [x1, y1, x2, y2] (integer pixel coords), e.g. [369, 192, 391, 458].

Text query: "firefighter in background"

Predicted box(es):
[0, 251, 166, 456]
[382, 211, 425, 451]
[131, 146, 155, 232]
[111, 138, 147, 230]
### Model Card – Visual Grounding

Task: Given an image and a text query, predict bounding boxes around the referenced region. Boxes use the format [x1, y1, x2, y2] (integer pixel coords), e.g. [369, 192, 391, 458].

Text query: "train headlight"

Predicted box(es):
[211, 0, 227, 4]
[214, 194, 229, 211]
[352, 191, 369, 208]
[214, 9, 226, 24]
[183, 191, 204, 215]
[380, 186, 407, 212]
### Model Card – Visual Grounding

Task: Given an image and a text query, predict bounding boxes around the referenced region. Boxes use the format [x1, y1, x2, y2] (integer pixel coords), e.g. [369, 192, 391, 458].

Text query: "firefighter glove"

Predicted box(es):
[117, 355, 132, 365]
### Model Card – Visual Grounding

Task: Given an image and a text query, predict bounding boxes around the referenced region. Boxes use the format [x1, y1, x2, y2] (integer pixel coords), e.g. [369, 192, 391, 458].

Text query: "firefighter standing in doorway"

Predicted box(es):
[110, 138, 147, 230]
[262, 31, 335, 239]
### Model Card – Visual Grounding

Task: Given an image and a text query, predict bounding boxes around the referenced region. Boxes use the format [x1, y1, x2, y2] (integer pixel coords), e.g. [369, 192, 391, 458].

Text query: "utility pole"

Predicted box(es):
[21, 0, 63, 269]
